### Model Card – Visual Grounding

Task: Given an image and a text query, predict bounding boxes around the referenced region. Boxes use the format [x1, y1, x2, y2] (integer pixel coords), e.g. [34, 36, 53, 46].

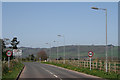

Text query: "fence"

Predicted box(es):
[51, 60, 120, 74]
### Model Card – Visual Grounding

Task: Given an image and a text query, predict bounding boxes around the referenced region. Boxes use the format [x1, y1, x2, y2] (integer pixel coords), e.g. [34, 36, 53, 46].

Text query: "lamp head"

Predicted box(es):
[57, 35, 61, 36]
[91, 7, 99, 10]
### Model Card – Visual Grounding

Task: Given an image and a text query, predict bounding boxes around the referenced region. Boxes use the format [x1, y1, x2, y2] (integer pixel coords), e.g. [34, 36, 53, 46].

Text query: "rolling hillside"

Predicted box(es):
[20, 45, 118, 60]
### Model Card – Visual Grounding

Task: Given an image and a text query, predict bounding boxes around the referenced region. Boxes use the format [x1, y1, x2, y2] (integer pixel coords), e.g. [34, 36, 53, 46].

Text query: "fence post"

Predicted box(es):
[82, 60, 83, 67]
[79, 60, 81, 67]
[87, 60, 88, 67]
[109, 62, 110, 72]
[84, 61, 85, 68]
[99, 60, 102, 70]
[96, 61, 97, 69]
[114, 62, 116, 73]
[104, 61, 106, 71]
[116, 61, 119, 73]
[117, 61, 119, 73]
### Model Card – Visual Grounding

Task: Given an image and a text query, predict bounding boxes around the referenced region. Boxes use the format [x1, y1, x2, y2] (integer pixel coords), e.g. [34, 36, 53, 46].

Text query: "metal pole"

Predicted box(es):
[30, 55, 31, 62]
[53, 41, 59, 61]
[46, 43, 51, 62]
[90, 57, 91, 70]
[105, 9, 108, 72]
[112, 46, 113, 61]
[91, 7, 108, 72]
[50, 44, 51, 62]
[111, 45, 113, 61]
[78, 44, 80, 66]
[8, 57, 10, 68]
[57, 41, 59, 62]
[63, 36, 65, 64]
[57, 35, 65, 64]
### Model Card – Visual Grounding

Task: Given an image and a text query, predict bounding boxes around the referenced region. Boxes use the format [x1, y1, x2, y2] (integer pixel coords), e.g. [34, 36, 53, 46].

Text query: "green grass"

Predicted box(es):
[2, 62, 24, 80]
[0, 61, 2, 79]
[42, 61, 120, 80]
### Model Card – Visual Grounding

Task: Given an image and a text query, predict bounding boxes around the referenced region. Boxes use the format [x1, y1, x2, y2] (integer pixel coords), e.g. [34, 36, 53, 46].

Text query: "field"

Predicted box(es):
[50, 46, 118, 60]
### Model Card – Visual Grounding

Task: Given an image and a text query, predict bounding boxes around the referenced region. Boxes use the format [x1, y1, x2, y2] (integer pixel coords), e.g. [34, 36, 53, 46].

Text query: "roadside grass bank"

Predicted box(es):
[2, 60, 24, 80]
[42, 61, 120, 80]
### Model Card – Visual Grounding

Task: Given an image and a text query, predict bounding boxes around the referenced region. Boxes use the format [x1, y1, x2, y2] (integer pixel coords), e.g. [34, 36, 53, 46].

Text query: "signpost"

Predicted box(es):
[13, 49, 22, 57]
[6, 50, 12, 68]
[88, 51, 94, 70]
[13, 49, 22, 62]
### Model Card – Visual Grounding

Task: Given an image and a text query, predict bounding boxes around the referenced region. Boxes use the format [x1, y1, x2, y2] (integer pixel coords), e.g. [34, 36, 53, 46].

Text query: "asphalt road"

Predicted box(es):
[19, 62, 105, 80]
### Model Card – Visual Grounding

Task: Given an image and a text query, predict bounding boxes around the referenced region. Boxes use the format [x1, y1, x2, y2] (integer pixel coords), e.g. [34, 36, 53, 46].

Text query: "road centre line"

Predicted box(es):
[40, 67, 62, 80]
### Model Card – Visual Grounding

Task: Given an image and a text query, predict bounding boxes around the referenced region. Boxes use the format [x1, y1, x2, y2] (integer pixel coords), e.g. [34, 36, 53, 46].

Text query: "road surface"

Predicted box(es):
[19, 62, 105, 80]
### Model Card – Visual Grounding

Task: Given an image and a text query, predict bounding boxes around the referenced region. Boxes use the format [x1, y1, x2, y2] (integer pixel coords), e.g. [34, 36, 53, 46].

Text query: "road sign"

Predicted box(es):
[6, 50, 12, 68]
[88, 51, 94, 57]
[6, 50, 12, 57]
[13, 49, 22, 56]
[88, 51, 94, 70]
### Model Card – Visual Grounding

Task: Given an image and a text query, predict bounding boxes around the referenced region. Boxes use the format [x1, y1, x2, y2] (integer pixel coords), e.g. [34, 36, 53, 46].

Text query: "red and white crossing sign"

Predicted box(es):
[88, 51, 94, 57]
[6, 50, 12, 57]
[88, 51, 94, 70]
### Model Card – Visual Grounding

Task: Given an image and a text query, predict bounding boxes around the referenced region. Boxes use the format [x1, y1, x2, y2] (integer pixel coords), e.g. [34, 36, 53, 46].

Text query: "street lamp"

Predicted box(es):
[45, 43, 51, 61]
[111, 45, 113, 61]
[53, 41, 59, 61]
[91, 7, 108, 72]
[57, 35, 66, 64]
[77, 44, 80, 66]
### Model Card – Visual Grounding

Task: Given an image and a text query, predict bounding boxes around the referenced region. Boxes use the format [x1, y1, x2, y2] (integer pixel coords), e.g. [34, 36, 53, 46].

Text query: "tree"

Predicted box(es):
[37, 50, 48, 61]
[1, 39, 7, 61]
[74, 58, 78, 60]
[26, 57, 30, 61]
[1, 39, 13, 61]
[11, 37, 20, 49]
[58, 57, 63, 60]
[2, 39, 6, 49]
[3, 38, 10, 45]
[28, 54, 35, 61]
[68, 58, 72, 60]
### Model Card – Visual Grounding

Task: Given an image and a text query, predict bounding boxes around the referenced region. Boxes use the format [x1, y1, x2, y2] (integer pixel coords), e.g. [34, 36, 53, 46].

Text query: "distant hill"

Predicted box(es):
[20, 45, 118, 60]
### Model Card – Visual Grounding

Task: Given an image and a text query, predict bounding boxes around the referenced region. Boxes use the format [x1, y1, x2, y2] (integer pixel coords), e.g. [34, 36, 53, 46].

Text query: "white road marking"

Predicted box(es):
[46, 64, 103, 79]
[40, 67, 62, 80]
[53, 75, 58, 78]
[49, 72, 53, 74]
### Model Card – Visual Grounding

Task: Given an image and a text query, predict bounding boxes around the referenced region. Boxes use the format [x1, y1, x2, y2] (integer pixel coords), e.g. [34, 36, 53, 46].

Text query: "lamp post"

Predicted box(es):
[57, 35, 65, 64]
[53, 41, 59, 61]
[45, 43, 51, 62]
[77, 44, 80, 66]
[30, 45, 32, 62]
[111, 45, 113, 61]
[91, 7, 108, 72]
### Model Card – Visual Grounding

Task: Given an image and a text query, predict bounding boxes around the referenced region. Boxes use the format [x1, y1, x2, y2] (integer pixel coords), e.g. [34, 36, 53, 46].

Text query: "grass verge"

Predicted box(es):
[42, 61, 120, 80]
[2, 62, 24, 80]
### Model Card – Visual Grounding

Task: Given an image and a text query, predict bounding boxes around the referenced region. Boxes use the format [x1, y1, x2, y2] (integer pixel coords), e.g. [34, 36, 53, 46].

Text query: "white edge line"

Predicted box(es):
[44, 64, 104, 79]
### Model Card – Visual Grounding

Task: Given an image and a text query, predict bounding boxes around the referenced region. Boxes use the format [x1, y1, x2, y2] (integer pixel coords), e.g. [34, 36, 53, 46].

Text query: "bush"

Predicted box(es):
[2, 60, 20, 76]
[2, 64, 9, 75]
[2, 60, 24, 79]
